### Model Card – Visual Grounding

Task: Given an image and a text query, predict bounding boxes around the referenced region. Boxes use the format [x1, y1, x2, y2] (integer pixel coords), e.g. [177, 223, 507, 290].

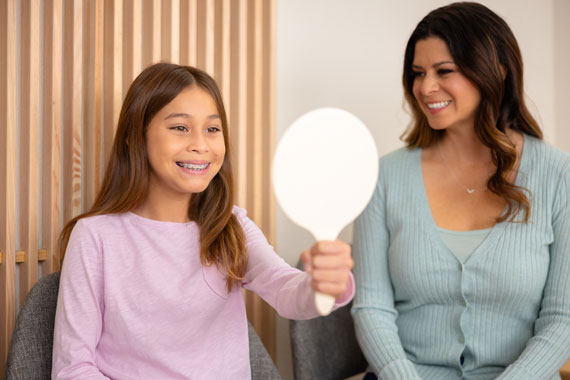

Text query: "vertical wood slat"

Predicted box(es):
[123, 0, 143, 88]
[180, 0, 198, 67]
[141, 0, 161, 69]
[41, 0, 63, 274]
[236, 0, 248, 208]
[62, 0, 84, 228]
[19, 0, 41, 306]
[160, 0, 172, 61]
[103, 0, 123, 163]
[171, 0, 181, 63]
[0, 0, 17, 375]
[84, 0, 104, 209]
[265, 0, 277, 244]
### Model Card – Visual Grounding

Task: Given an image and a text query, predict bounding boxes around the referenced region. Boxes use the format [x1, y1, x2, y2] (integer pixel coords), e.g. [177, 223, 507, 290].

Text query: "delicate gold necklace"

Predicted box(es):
[438, 143, 489, 195]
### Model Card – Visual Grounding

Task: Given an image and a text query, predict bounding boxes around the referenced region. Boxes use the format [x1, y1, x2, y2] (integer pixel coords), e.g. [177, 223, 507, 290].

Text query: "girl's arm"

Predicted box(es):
[350, 177, 422, 380]
[237, 207, 354, 319]
[497, 167, 570, 380]
[52, 220, 109, 380]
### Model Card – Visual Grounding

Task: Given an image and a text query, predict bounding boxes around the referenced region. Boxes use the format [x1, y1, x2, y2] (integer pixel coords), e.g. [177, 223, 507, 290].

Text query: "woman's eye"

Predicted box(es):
[206, 126, 221, 133]
[437, 69, 453, 75]
[171, 125, 188, 132]
[412, 71, 425, 78]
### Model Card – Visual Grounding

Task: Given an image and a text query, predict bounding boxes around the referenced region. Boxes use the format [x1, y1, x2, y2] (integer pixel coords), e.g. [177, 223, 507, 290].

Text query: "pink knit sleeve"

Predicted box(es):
[236, 207, 354, 319]
[52, 219, 110, 380]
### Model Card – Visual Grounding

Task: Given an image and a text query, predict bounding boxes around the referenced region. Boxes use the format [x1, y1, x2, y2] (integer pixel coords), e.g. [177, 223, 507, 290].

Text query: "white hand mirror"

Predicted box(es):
[272, 107, 378, 316]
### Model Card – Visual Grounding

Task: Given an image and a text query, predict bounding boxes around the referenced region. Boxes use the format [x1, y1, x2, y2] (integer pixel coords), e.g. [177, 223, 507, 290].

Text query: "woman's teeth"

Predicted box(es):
[427, 101, 451, 110]
[176, 162, 209, 170]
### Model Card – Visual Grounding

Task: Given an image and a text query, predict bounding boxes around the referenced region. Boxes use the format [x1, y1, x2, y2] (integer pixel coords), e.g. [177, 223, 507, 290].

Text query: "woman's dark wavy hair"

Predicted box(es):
[402, 2, 542, 223]
[59, 63, 246, 291]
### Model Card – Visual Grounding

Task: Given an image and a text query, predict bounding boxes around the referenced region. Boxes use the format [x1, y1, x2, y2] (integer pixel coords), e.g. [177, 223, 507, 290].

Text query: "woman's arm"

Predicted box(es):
[237, 207, 354, 319]
[497, 167, 570, 380]
[52, 220, 110, 380]
[351, 176, 422, 380]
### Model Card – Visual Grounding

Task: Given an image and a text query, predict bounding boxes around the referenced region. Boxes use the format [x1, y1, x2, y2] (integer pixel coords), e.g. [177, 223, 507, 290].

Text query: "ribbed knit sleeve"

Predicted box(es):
[497, 158, 570, 379]
[351, 156, 422, 380]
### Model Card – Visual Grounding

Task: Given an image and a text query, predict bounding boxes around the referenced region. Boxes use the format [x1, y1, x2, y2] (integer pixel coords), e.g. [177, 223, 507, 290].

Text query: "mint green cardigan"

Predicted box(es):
[352, 135, 570, 379]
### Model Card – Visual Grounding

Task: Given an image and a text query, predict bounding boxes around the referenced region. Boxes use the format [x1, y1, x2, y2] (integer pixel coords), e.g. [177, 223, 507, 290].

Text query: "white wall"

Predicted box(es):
[276, 1, 570, 379]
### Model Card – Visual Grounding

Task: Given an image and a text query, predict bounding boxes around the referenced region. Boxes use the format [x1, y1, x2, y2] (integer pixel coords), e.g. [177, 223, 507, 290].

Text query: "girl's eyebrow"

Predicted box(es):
[164, 113, 220, 120]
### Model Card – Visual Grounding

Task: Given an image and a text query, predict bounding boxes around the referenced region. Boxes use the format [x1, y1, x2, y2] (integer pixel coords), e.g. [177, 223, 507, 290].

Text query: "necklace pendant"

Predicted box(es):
[466, 188, 476, 194]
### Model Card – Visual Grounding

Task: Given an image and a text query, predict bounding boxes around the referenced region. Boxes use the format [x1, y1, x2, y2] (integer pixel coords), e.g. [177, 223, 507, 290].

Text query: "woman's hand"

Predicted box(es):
[301, 241, 353, 299]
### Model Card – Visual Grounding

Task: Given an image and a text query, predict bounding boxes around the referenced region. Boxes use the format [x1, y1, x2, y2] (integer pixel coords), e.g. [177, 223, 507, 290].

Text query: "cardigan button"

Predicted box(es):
[458, 336, 465, 344]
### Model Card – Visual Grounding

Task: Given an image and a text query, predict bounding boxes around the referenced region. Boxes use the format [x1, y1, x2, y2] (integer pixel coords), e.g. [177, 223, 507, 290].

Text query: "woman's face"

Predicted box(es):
[145, 85, 226, 201]
[411, 37, 481, 132]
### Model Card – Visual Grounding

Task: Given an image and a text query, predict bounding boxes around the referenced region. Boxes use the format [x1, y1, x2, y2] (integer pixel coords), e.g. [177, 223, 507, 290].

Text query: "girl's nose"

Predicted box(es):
[187, 132, 208, 153]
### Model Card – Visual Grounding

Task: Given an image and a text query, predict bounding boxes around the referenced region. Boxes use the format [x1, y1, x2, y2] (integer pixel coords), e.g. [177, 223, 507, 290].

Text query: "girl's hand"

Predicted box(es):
[301, 241, 353, 299]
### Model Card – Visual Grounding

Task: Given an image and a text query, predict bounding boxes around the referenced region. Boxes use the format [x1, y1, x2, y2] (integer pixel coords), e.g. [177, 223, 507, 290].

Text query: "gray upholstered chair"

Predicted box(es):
[290, 262, 368, 380]
[6, 272, 281, 380]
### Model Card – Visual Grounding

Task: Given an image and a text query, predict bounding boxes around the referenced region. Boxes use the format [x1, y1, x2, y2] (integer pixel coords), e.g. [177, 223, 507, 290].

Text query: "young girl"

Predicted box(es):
[352, 2, 570, 380]
[52, 63, 354, 379]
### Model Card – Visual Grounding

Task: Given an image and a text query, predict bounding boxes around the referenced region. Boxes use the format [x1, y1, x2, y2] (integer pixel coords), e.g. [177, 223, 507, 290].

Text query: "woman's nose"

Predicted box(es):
[420, 73, 439, 95]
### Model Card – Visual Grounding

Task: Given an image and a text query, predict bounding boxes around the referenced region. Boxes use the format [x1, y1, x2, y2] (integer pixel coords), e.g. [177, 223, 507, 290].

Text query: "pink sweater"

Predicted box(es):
[52, 207, 354, 379]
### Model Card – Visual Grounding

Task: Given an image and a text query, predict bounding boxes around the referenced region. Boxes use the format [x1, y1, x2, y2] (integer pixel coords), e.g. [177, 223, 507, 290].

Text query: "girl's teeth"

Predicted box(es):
[177, 162, 209, 170]
[427, 101, 451, 109]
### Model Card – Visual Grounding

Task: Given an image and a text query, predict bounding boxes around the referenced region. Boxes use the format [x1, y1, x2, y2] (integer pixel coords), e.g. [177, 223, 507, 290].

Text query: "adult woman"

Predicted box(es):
[52, 63, 354, 379]
[351, 3, 570, 379]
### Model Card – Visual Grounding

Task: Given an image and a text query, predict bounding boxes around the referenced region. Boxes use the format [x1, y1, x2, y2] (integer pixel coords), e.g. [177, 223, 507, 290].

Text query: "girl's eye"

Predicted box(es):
[171, 125, 188, 132]
[411, 71, 425, 78]
[206, 126, 221, 133]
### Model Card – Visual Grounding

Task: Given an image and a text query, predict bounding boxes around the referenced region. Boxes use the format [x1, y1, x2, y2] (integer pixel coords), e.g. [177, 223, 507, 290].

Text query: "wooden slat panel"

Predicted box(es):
[0, 0, 278, 370]
[19, 0, 41, 305]
[63, 0, 84, 226]
[42, 0, 63, 274]
[84, 0, 104, 209]
[0, 0, 18, 374]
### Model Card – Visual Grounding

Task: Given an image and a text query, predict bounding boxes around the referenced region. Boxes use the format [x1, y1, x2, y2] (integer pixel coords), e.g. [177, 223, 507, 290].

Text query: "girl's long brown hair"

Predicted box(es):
[59, 63, 246, 291]
[402, 2, 542, 223]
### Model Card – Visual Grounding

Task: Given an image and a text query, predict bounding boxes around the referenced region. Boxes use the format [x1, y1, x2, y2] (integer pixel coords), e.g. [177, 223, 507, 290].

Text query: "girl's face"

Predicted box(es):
[145, 85, 226, 201]
[411, 37, 481, 132]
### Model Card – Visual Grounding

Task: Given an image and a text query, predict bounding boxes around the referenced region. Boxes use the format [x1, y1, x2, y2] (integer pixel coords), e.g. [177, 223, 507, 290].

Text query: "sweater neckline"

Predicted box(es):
[125, 211, 197, 229]
[415, 133, 534, 267]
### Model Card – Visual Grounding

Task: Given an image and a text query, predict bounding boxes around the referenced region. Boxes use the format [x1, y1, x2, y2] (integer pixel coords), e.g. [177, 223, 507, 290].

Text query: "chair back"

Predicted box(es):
[6, 272, 280, 380]
[290, 262, 367, 380]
